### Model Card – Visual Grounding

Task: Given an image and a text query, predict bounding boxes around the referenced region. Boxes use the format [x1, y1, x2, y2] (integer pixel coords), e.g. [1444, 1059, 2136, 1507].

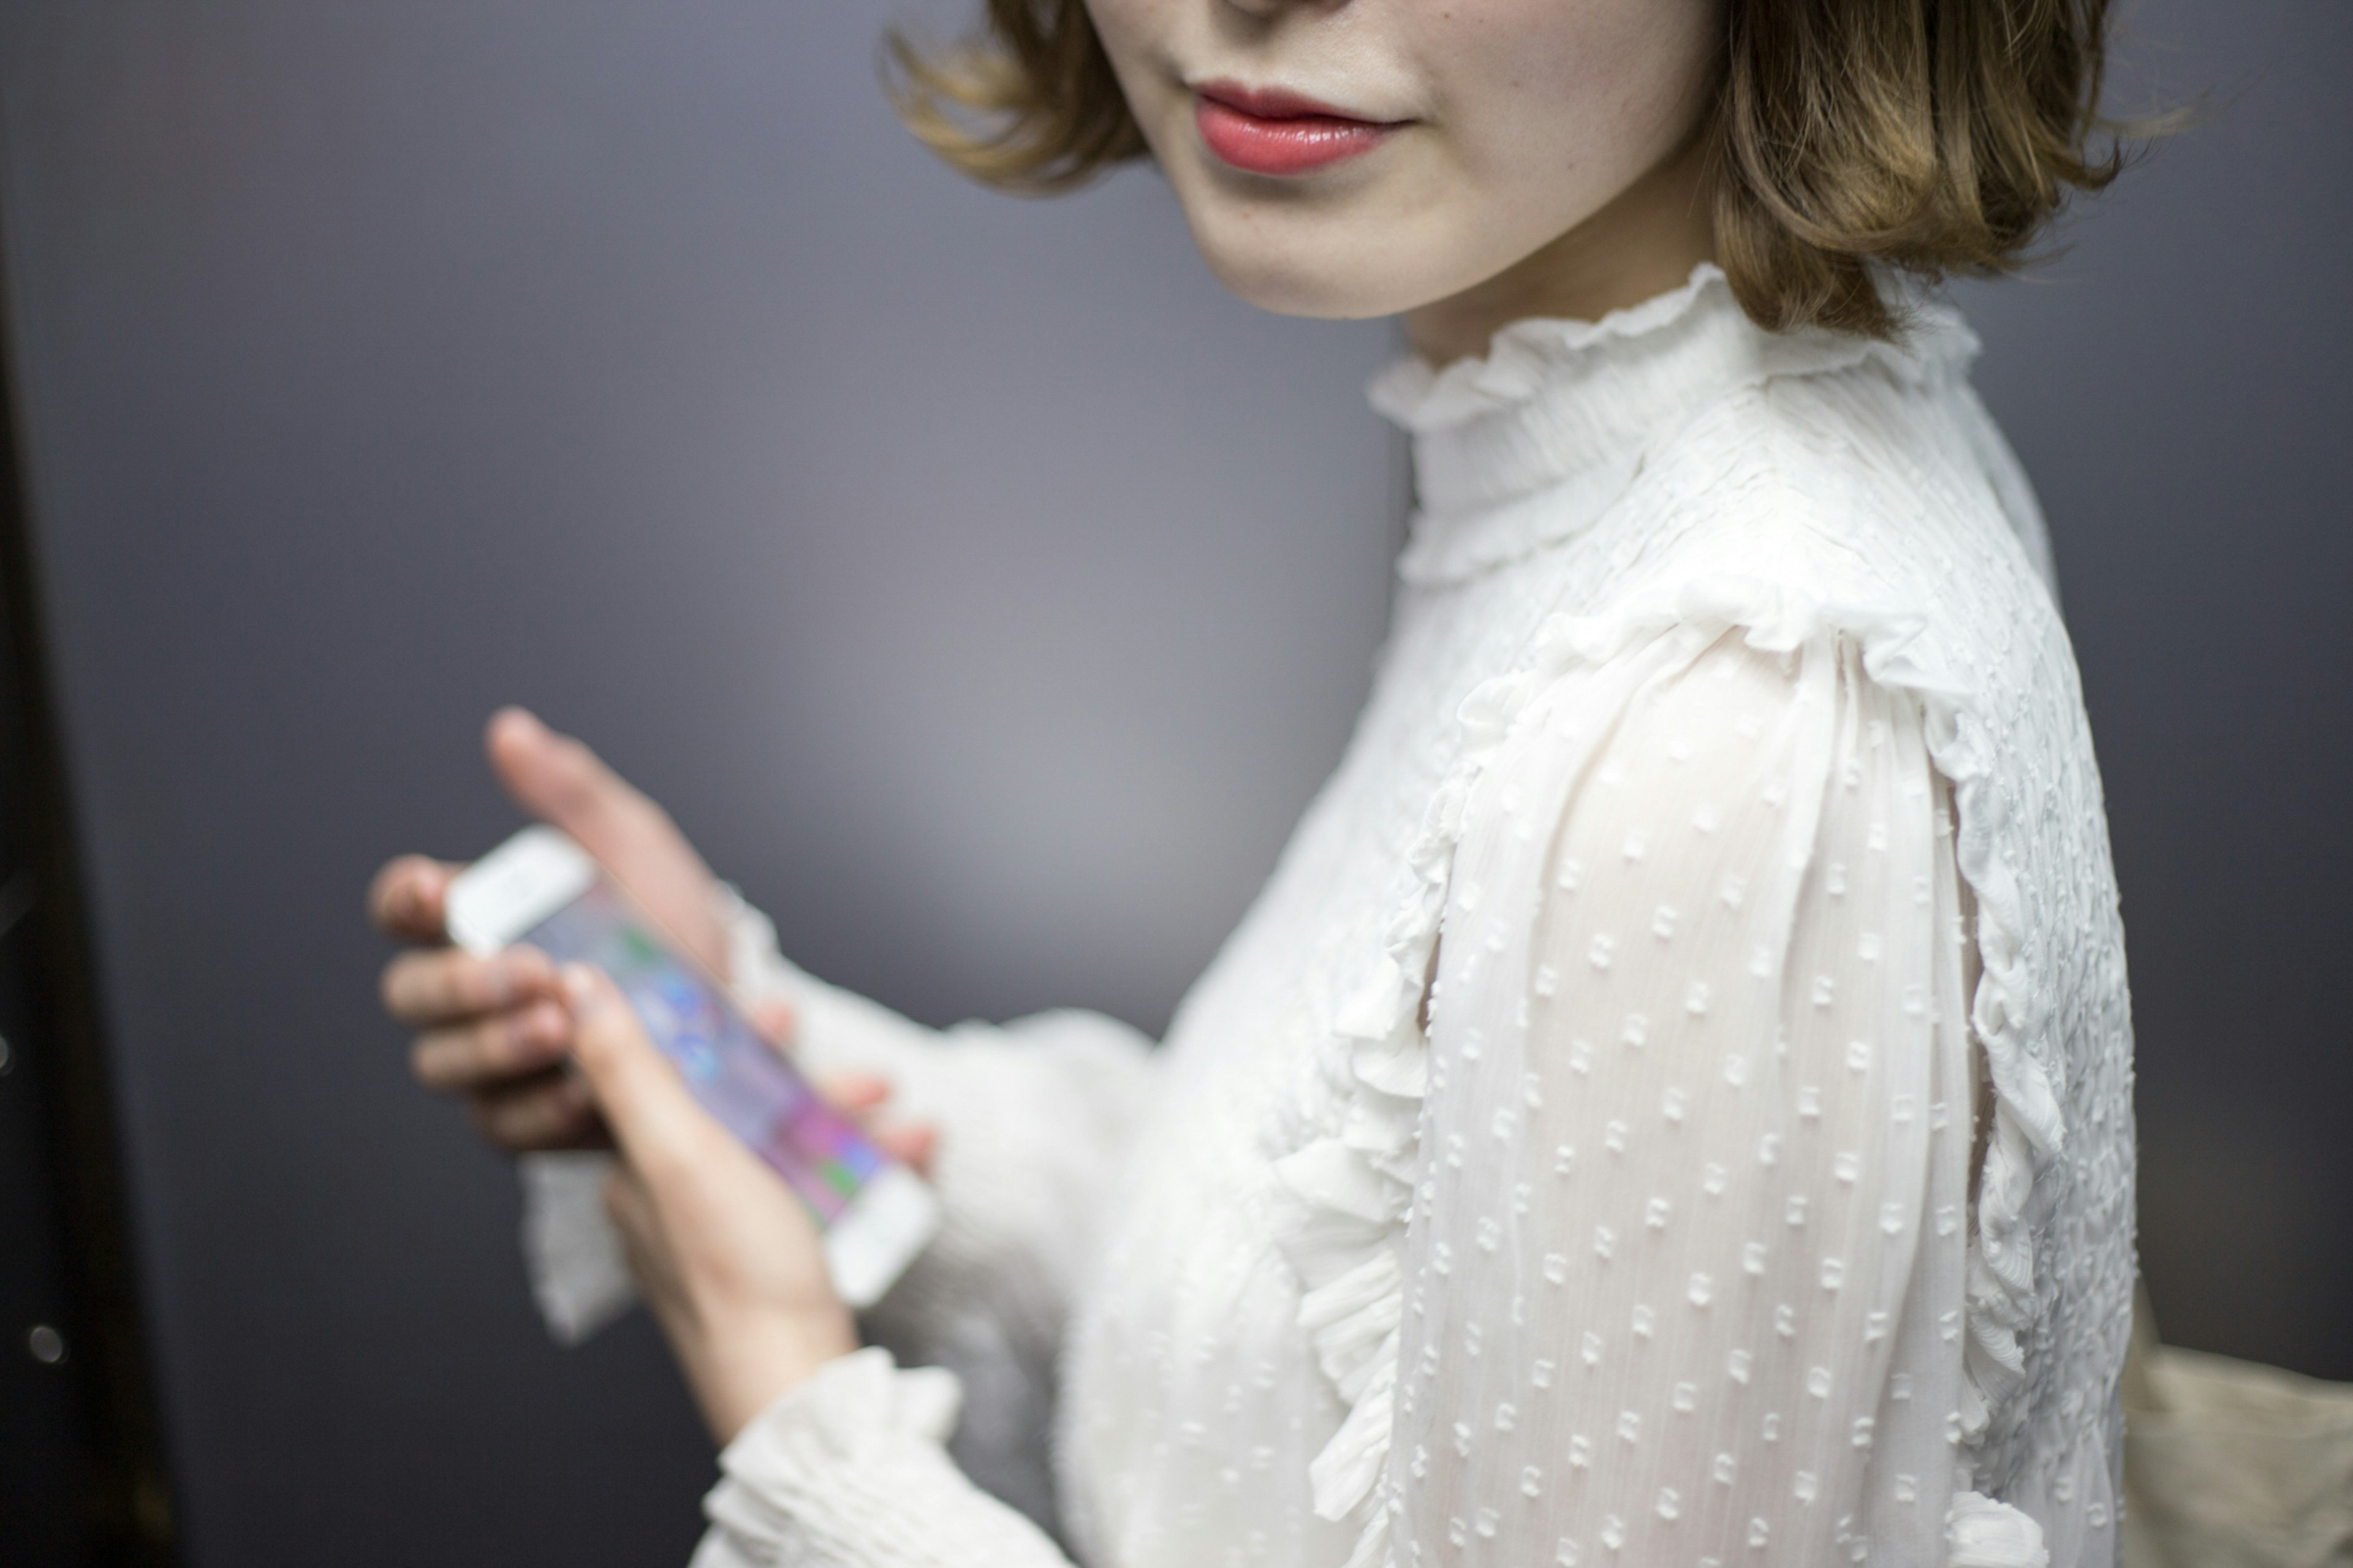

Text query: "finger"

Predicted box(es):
[485, 709, 730, 976]
[563, 964, 719, 1177]
[487, 708, 661, 862]
[876, 1123, 938, 1180]
[369, 855, 459, 940]
[410, 996, 572, 1091]
[468, 1070, 609, 1151]
[381, 944, 560, 1026]
[750, 999, 797, 1053]
[816, 1071, 892, 1113]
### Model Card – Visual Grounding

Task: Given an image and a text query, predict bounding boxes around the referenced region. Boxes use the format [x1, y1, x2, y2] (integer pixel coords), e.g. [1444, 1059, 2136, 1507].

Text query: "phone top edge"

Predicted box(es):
[446, 825, 597, 955]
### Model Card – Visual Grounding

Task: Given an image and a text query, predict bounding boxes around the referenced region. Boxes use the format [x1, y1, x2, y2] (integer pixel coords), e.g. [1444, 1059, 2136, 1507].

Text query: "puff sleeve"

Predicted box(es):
[1387, 625, 1990, 1566]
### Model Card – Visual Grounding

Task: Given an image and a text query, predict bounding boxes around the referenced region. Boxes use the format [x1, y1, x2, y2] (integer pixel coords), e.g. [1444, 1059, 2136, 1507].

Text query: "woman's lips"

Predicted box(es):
[1192, 84, 1400, 176]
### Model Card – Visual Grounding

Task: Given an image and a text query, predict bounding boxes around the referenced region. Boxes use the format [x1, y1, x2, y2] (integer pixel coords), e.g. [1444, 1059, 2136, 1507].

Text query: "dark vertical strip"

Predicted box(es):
[0, 249, 178, 1564]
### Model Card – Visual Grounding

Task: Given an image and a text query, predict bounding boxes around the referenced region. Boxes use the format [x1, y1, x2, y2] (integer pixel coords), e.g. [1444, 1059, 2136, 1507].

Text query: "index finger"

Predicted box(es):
[369, 855, 460, 941]
[561, 964, 719, 1180]
[382, 944, 559, 1027]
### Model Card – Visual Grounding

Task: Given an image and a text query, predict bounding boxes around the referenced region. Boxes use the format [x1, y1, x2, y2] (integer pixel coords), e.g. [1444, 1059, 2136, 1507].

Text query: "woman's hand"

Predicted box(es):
[369, 706, 737, 1151]
[563, 964, 858, 1445]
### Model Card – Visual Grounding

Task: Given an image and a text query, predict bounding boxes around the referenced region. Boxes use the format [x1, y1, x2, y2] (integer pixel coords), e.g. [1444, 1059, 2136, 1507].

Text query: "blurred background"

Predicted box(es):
[0, 1, 2344, 1564]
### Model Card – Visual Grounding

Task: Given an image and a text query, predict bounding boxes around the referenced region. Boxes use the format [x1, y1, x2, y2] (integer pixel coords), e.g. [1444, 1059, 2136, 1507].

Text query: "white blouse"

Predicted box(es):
[523, 265, 2136, 1568]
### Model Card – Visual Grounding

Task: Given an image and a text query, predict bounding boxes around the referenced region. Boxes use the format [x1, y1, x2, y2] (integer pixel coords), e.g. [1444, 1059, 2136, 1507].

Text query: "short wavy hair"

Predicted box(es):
[888, 0, 2128, 339]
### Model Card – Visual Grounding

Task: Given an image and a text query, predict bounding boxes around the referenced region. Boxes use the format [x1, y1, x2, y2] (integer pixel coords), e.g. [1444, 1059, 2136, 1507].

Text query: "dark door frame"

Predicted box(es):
[0, 239, 178, 1565]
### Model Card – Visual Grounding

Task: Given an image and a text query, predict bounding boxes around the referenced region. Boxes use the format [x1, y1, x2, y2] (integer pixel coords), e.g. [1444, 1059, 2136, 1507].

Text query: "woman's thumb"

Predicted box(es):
[561, 964, 703, 1172]
[487, 708, 638, 849]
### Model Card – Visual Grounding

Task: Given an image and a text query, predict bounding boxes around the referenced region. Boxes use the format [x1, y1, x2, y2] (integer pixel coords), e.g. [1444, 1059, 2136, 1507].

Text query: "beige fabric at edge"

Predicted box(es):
[2123, 1292, 2353, 1568]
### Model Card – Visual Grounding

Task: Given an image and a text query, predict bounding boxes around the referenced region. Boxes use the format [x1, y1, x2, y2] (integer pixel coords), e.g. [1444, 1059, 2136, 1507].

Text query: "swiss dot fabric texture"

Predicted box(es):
[1400, 629, 1976, 1568]
[518, 265, 2134, 1568]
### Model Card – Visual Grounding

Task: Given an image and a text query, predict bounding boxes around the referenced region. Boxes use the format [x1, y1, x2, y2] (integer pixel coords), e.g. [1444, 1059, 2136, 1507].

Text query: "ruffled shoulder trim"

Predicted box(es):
[1271, 572, 2063, 1568]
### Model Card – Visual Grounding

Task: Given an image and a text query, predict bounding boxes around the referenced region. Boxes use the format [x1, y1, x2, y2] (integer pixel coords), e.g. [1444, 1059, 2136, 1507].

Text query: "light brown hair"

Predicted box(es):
[887, 0, 2128, 339]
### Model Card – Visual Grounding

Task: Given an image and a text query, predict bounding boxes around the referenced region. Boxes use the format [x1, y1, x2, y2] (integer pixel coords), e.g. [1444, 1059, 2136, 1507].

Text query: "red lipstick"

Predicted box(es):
[1192, 81, 1400, 177]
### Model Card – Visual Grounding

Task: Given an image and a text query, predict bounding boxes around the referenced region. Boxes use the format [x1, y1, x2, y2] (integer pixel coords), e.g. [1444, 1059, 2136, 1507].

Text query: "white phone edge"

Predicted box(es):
[446, 825, 597, 958]
[822, 1161, 941, 1310]
[445, 824, 940, 1311]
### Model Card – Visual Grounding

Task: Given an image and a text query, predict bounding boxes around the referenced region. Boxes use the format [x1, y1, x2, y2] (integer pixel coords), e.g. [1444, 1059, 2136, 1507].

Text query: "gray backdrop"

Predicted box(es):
[0, 2, 2343, 1565]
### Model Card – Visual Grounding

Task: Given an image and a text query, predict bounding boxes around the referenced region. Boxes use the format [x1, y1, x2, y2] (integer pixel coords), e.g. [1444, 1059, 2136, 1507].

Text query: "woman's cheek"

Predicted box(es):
[1415, 0, 1707, 187]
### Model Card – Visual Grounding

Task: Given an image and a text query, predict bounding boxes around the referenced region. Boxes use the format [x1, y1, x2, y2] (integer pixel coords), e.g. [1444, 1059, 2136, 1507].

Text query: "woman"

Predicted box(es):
[373, 0, 2135, 1562]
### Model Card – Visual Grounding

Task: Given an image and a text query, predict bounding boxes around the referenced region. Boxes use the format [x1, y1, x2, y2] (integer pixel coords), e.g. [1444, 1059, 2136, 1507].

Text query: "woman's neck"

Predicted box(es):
[1402, 132, 1719, 369]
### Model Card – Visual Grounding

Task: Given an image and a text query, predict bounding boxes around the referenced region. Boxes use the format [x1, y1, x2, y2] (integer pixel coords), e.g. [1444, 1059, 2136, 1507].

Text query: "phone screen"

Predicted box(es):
[521, 879, 884, 1225]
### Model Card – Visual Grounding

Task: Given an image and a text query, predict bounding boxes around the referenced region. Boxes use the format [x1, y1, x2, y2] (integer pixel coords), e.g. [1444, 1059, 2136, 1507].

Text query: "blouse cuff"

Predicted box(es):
[695, 1347, 1070, 1566]
[722, 1345, 963, 1480]
[719, 880, 809, 1015]
[713, 881, 947, 1081]
[518, 1149, 633, 1345]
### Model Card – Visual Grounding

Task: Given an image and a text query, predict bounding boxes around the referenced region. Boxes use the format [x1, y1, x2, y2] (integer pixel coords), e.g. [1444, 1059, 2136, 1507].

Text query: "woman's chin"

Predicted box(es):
[1175, 187, 1539, 328]
[1189, 237, 1438, 324]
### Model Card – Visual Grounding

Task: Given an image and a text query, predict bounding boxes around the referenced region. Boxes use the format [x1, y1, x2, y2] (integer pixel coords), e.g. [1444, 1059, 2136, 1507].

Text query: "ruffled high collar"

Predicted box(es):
[1371, 263, 1979, 585]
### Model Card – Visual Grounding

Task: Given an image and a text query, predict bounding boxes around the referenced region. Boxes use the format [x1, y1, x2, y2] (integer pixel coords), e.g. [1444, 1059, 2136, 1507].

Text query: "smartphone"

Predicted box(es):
[445, 825, 938, 1309]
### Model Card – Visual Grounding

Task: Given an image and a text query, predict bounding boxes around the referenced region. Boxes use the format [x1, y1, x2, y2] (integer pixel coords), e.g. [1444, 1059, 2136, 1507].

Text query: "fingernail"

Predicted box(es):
[493, 706, 542, 740]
